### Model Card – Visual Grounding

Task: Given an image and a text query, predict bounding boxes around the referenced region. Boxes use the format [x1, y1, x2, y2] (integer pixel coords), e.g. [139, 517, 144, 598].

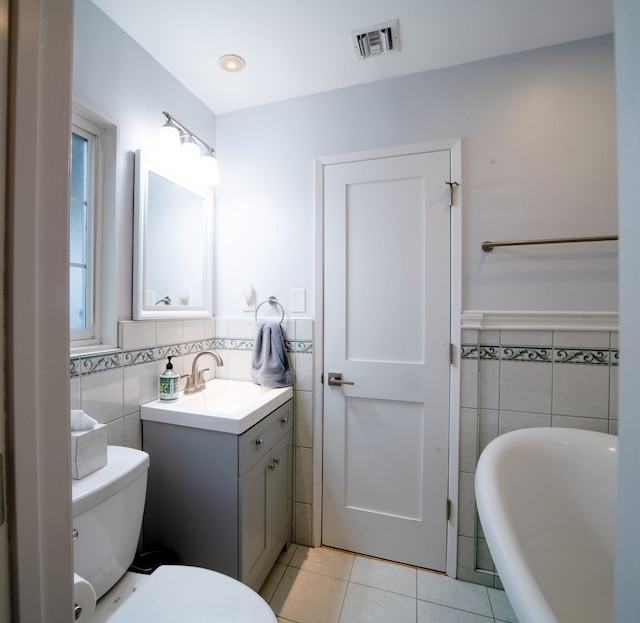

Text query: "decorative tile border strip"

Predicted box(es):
[69, 358, 81, 378]
[554, 348, 610, 365]
[479, 346, 499, 360]
[123, 348, 156, 367]
[462, 343, 618, 366]
[502, 347, 552, 362]
[70, 337, 313, 378]
[286, 340, 314, 354]
[225, 338, 254, 352]
[77, 351, 123, 375]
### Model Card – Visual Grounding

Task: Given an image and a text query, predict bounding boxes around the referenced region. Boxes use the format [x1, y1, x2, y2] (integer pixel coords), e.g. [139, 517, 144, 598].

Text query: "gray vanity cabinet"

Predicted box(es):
[142, 399, 293, 592]
[240, 428, 293, 589]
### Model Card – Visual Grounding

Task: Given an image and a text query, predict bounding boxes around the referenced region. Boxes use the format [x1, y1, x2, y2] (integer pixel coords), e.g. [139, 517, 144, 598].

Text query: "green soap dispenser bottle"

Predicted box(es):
[159, 356, 179, 401]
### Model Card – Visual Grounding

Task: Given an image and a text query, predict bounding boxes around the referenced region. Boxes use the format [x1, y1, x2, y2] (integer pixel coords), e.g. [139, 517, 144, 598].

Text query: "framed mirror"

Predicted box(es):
[133, 150, 213, 319]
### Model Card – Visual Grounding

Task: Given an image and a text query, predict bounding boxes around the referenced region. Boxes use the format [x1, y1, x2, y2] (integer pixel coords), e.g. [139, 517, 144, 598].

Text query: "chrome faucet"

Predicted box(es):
[183, 351, 224, 394]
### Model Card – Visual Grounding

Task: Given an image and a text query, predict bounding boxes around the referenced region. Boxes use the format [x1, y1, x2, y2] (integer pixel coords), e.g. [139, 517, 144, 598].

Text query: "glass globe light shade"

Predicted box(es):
[201, 151, 221, 186]
[157, 120, 181, 160]
[180, 135, 201, 165]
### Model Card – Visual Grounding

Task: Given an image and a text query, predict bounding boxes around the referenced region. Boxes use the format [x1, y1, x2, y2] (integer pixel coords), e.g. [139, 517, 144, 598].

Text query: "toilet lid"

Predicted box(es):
[106, 566, 277, 623]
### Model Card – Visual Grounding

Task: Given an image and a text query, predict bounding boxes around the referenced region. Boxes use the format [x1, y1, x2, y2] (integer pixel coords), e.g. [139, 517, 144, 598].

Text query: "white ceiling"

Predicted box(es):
[90, 0, 614, 115]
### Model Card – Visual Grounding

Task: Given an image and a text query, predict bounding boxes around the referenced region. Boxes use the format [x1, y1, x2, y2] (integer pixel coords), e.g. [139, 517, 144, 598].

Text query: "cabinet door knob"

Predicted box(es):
[255, 438, 264, 447]
[273, 457, 280, 465]
[281, 416, 289, 425]
[268, 462, 276, 471]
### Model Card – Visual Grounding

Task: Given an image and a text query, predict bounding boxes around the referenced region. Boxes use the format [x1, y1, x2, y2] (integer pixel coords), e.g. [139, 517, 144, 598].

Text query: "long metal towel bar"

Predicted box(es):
[481, 235, 618, 252]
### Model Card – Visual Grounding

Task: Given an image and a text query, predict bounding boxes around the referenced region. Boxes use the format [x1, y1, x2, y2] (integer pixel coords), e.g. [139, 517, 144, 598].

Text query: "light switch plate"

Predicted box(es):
[291, 288, 306, 313]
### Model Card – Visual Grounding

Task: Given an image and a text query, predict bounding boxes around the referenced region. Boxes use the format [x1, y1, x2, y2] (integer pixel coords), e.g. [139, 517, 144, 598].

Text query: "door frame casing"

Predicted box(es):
[6, 0, 74, 620]
[314, 139, 462, 577]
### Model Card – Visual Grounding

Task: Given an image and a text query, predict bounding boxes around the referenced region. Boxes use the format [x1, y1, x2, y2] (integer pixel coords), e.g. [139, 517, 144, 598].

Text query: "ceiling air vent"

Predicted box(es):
[350, 19, 400, 61]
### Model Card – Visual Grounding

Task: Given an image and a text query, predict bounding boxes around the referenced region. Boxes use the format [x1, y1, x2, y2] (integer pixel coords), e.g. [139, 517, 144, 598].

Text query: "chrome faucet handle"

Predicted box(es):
[183, 374, 197, 394]
[185, 351, 224, 394]
[196, 368, 210, 390]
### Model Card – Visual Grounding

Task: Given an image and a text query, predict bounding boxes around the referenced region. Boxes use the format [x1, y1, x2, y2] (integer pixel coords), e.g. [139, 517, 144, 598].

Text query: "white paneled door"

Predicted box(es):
[322, 150, 451, 571]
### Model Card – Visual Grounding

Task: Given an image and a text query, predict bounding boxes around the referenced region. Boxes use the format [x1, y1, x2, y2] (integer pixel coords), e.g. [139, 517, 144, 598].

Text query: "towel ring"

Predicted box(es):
[255, 296, 285, 325]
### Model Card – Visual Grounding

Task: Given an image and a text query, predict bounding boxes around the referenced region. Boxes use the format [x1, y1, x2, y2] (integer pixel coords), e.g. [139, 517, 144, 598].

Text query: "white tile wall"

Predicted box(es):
[123, 361, 157, 417]
[499, 361, 552, 414]
[295, 447, 313, 505]
[75, 317, 615, 584]
[458, 327, 618, 587]
[80, 368, 124, 425]
[478, 360, 500, 411]
[478, 409, 499, 461]
[295, 390, 313, 448]
[71, 316, 315, 545]
[497, 410, 551, 434]
[293, 352, 313, 391]
[459, 408, 479, 474]
[460, 360, 479, 409]
[156, 320, 184, 345]
[119, 321, 156, 349]
[552, 364, 610, 417]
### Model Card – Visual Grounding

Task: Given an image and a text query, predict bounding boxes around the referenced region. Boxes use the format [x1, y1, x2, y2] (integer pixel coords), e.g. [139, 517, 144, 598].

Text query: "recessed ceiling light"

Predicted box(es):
[219, 54, 246, 73]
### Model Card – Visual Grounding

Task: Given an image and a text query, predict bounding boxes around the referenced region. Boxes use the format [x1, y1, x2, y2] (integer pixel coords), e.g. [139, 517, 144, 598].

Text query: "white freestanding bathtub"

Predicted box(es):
[475, 427, 617, 623]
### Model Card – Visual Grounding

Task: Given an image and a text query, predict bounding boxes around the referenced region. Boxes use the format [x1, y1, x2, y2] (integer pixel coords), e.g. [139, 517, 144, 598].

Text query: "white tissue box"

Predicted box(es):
[71, 424, 107, 479]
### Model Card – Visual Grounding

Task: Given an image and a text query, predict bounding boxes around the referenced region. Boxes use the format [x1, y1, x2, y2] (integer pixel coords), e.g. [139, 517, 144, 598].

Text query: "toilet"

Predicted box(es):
[72, 445, 276, 622]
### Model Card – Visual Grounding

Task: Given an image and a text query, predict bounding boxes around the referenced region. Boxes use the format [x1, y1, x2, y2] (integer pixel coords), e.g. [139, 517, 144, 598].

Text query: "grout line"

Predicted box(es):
[268, 544, 511, 623]
[336, 579, 348, 623]
[485, 585, 496, 621]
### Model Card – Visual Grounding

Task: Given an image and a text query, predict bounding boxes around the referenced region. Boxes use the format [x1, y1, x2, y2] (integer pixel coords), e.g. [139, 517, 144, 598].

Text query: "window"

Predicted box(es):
[70, 111, 113, 348]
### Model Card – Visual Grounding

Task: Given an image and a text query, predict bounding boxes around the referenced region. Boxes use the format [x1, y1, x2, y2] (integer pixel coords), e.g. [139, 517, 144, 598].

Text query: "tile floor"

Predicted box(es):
[261, 545, 519, 623]
[91, 545, 519, 623]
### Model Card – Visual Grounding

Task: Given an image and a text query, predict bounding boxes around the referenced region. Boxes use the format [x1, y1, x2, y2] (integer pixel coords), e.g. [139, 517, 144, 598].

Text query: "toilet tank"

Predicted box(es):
[72, 446, 150, 600]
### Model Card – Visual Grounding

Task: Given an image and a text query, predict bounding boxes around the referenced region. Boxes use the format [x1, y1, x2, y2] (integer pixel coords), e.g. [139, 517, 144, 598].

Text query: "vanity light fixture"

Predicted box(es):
[157, 117, 181, 156]
[157, 111, 221, 186]
[180, 133, 201, 164]
[201, 148, 221, 186]
[218, 54, 245, 73]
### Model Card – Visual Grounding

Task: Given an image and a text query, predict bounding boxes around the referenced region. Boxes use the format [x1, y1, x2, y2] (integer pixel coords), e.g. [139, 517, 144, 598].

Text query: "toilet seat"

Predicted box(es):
[104, 565, 277, 622]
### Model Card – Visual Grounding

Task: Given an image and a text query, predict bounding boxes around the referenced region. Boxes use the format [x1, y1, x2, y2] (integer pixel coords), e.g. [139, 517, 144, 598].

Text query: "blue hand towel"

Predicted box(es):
[250, 321, 295, 388]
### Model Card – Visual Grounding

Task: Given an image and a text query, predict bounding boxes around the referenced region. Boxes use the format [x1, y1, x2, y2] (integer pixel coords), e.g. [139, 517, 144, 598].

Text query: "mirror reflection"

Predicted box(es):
[133, 150, 213, 319]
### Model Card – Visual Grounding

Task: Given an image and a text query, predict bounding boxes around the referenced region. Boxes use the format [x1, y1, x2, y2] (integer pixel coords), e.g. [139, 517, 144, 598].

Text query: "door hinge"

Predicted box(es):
[446, 498, 452, 522]
[445, 181, 460, 208]
[321, 373, 324, 384]
[449, 343, 455, 365]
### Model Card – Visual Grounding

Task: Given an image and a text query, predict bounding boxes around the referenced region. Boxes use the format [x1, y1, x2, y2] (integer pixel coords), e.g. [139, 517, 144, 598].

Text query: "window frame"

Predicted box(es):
[70, 111, 106, 349]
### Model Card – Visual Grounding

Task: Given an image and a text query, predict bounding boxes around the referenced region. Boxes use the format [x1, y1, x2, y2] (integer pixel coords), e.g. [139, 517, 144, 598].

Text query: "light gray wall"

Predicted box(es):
[215, 35, 616, 317]
[73, 0, 217, 326]
[73, 4, 616, 321]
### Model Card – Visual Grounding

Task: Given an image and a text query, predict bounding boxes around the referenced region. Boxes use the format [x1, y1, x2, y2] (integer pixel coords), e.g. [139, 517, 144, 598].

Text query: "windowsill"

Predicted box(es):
[70, 344, 120, 357]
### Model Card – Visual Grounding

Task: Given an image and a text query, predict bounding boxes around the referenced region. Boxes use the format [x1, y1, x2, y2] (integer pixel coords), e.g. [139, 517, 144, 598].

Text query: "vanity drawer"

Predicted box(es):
[239, 399, 293, 475]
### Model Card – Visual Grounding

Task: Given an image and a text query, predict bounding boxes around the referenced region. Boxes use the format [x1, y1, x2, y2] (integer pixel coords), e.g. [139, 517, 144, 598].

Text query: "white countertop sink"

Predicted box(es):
[141, 379, 293, 434]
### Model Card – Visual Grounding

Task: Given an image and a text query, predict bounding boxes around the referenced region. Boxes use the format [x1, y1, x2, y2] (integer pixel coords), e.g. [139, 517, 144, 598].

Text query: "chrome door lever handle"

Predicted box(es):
[328, 372, 355, 386]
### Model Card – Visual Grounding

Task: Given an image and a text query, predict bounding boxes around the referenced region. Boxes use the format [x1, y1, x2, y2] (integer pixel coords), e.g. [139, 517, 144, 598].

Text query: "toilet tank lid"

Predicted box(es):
[72, 446, 150, 517]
